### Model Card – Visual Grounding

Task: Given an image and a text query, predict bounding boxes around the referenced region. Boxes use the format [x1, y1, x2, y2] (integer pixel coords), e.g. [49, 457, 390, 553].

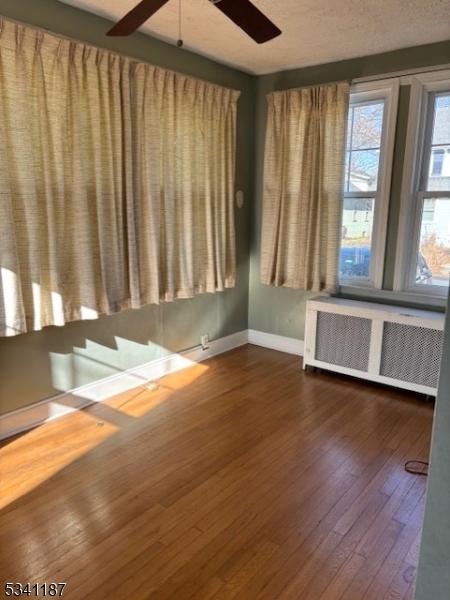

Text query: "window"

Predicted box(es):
[339, 80, 399, 287]
[395, 74, 450, 298]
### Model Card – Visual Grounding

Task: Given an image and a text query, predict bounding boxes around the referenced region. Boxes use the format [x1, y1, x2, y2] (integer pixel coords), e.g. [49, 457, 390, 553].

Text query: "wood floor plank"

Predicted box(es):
[0, 344, 433, 599]
[362, 498, 426, 600]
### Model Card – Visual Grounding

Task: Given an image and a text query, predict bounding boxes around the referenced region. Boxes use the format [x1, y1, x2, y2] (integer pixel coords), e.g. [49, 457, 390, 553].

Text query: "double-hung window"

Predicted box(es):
[339, 80, 399, 288]
[395, 73, 450, 299]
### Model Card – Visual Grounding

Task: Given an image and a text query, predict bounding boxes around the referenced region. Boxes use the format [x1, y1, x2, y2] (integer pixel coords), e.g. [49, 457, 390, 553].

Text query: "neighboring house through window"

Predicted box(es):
[431, 148, 445, 177]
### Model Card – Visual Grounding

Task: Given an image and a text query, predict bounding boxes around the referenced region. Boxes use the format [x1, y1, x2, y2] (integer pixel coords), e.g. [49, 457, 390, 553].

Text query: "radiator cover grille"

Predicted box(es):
[380, 322, 444, 388]
[315, 312, 371, 372]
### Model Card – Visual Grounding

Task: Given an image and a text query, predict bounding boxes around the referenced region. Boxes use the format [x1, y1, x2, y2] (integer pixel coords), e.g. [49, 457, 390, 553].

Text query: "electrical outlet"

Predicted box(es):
[201, 334, 210, 350]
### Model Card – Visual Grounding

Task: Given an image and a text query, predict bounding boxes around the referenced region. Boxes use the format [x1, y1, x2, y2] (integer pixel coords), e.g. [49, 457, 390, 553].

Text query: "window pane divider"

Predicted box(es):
[349, 146, 382, 153]
[344, 191, 377, 198]
[418, 191, 450, 199]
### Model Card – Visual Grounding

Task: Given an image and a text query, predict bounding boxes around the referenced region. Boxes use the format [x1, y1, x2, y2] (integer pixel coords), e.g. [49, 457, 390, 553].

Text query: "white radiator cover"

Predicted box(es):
[304, 296, 445, 396]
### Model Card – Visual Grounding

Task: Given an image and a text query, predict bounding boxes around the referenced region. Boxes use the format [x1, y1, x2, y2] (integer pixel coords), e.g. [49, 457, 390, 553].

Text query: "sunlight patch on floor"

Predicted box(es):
[0, 410, 118, 510]
[1, 359, 209, 509]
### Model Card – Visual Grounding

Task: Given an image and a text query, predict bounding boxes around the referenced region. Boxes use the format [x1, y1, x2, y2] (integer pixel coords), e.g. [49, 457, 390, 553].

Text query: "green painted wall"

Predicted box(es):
[249, 41, 450, 339]
[415, 290, 450, 600]
[0, 0, 255, 414]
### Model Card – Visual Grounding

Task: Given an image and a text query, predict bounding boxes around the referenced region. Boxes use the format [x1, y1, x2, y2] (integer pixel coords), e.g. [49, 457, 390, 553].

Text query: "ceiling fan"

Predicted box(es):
[106, 0, 281, 44]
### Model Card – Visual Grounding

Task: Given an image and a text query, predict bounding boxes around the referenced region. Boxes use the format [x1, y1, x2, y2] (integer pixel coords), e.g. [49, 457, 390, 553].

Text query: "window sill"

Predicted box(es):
[337, 285, 447, 311]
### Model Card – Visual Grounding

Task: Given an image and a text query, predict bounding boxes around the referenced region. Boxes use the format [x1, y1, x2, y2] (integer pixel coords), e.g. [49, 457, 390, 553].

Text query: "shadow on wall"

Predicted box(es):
[49, 337, 172, 393]
[0, 282, 247, 417]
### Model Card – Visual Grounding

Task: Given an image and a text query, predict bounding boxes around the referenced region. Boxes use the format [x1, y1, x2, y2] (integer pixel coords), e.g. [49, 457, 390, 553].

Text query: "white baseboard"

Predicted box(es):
[0, 328, 304, 440]
[248, 329, 304, 356]
[0, 330, 248, 441]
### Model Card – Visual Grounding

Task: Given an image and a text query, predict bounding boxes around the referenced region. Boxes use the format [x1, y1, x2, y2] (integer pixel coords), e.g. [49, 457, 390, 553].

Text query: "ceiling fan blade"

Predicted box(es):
[107, 0, 170, 36]
[211, 0, 281, 44]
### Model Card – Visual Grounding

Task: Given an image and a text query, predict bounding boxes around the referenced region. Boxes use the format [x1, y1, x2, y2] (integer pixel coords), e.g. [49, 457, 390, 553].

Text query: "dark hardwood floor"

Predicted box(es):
[0, 344, 433, 599]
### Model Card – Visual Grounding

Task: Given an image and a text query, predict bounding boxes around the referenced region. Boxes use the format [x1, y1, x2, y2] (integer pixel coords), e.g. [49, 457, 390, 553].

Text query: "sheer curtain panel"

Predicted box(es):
[130, 65, 239, 305]
[0, 20, 133, 336]
[0, 18, 239, 336]
[261, 81, 349, 292]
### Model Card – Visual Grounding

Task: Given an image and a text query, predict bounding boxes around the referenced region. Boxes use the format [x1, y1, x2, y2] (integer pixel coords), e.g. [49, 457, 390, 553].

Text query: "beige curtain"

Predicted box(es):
[0, 18, 239, 336]
[0, 20, 133, 336]
[130, 65, 239, 305]
[261, 81, 349, 292]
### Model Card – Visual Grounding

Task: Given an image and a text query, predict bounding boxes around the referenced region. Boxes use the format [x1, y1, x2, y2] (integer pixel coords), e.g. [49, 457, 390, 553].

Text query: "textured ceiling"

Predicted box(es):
[59, 0, 450, 74]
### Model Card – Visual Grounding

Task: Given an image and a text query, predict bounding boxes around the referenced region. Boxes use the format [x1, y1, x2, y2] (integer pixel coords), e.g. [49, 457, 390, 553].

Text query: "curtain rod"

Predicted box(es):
[0, 14, 241, 95]
[267, 79, 351, 96]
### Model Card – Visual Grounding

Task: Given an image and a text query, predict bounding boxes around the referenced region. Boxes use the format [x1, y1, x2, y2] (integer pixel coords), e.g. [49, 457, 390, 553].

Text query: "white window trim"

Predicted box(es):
[394, 70, 450, 301]
[339, 285, 447, 309]
[340, 78, 399, 289]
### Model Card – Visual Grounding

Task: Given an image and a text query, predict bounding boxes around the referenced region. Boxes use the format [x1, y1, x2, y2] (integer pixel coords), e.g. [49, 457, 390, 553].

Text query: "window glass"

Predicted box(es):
[430, 149, 445, 177]
[341, 97, 387, 284]
[339, 197, 374, 281]
[416, 197, 450, 287]
[426, 94, 450, 192]
[345, 102, 384, 192]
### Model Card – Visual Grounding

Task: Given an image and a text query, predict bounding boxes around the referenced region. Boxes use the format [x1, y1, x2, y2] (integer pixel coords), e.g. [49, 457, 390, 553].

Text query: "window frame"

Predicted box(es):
[394, 71, 450, 300]
[339, 79, 399, 289]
